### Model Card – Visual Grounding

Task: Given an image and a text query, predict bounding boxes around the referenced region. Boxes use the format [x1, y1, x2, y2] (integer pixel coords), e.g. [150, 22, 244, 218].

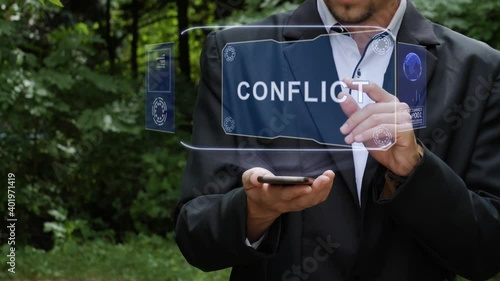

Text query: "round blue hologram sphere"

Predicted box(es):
[403, 52, 422, 82]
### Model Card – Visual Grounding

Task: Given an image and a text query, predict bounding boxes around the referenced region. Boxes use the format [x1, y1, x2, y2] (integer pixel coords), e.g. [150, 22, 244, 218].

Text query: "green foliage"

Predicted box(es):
[217, 0, 302, 25]
[0, 0, 196, 249]
[414, 0, 500, 49]
[39, 0, 64, 8]
[0, 235, 231, 281]
[43, 208, 100, 248]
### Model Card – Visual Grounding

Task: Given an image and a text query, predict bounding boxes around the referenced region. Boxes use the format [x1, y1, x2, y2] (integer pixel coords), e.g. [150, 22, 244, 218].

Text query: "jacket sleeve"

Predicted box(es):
[173, 32, 281, 272]
[375, 71, 500, 280]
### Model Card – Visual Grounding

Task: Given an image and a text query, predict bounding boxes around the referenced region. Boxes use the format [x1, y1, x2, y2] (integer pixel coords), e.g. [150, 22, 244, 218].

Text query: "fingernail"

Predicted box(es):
[340, 123, 348, 134]
[354, 134, 363, 142]
[345, 134, 353, 144]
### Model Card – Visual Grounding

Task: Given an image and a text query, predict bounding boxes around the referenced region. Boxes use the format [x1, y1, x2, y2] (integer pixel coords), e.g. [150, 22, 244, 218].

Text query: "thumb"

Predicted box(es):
[242, 168, 274, 190]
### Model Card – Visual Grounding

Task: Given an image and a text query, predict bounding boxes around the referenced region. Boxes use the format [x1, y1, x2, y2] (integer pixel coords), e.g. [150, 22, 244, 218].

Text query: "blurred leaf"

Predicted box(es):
[38, 70, 76, 90]
[43, 222, 66, 237]
[48, 209, 67, 221]
[48, 0, 64, 7]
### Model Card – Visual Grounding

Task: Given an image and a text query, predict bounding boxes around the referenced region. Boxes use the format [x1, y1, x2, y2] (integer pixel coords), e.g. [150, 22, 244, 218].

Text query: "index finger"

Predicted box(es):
[339, 91, 361, 118]
[343, 78, 397, 103]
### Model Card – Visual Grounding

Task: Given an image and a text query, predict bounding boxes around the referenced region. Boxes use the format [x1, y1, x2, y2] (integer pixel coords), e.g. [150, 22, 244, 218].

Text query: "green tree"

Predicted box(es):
[414, 0, 500, 49]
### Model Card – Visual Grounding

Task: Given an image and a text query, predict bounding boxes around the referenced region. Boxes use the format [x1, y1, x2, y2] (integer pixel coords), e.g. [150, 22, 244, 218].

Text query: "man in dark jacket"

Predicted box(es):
[175, 0, 500, 280]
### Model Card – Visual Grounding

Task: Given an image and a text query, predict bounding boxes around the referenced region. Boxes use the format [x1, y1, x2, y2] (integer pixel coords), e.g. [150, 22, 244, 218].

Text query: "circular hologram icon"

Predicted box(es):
[403, 52, 422, 82]
[152, 97, 168, 126]
[223, 116, 236, 132]
[373, 126, 393, 148]
[224, 46, 236, 62]
[372, 36, 393, 55]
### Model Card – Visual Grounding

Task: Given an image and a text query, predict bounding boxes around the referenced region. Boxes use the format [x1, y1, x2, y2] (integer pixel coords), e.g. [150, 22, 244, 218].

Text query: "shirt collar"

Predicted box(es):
[317, 0, 407, 40]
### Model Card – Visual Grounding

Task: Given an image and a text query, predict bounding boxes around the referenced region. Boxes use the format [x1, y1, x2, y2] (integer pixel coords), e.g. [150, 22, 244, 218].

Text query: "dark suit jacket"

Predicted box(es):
[174, 1, 500, 280]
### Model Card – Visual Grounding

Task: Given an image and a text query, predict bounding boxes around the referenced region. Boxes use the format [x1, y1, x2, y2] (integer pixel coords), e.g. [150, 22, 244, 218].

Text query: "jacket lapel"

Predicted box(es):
[282, 0, 358, 203]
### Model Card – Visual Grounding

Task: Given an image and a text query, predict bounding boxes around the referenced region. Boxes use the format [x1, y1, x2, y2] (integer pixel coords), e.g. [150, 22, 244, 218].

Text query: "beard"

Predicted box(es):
[327, 2, 375, 25]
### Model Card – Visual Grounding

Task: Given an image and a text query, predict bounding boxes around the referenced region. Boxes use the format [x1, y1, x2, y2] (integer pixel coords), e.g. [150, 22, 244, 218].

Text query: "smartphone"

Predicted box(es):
[257, 176, 314, 185]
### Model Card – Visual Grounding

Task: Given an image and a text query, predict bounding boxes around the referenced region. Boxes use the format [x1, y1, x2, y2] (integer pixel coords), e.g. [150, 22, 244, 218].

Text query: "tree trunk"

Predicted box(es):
[131, 0, 139, 79]
[105, 0, 115, 72]
[176, 0, 190, 80]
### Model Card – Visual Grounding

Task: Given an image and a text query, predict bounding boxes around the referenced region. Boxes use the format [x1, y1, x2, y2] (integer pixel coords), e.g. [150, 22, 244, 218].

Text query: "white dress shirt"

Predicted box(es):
[317, 0, 406, 205]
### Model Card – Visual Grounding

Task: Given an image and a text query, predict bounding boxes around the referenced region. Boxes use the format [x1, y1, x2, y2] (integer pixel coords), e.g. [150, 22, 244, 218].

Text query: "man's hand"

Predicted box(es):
[339, 78, 421, 177]
[243, 168, 335, 242]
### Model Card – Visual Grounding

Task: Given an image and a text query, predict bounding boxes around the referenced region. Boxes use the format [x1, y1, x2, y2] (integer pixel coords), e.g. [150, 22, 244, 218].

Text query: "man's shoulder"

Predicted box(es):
[430, 22, 500, 69]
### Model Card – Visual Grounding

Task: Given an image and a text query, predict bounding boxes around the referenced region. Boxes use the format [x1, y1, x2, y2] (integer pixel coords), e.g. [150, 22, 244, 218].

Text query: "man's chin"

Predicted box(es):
[330, 5, 373, 25]
[326, 0, 374, 25]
